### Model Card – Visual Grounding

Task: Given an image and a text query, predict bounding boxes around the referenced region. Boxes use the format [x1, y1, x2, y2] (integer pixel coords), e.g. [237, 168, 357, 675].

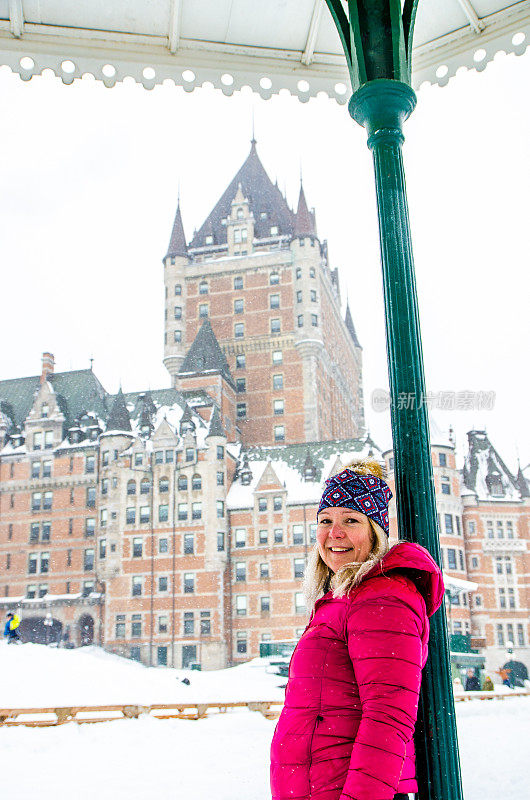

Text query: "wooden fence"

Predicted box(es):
[0, 690, 528, 727]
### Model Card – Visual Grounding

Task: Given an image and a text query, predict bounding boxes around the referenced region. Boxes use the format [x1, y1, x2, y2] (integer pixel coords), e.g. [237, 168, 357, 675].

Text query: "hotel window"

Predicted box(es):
[216, 471, 224, 486]
[260, 596, 271, 613]
[486, 521, 494, 539]
[199, 303, 208, 318]
[294, 558, 305, 579]
[236, 403, 247, 419]
[30, 523, 39, 543]
[297, 314, 304, 327]
[85, 518, 96, 536]
[235, 354, 246, 369]
[217, 532, 225, 551]
[216, 501, 225, 518]
[174, 306, 182, 320]
[235, 562, 246, 582]
[459, 550, 465, 571]
[296, 267, 302, 279]
[309, 267, 315, 278]
[234, 275, 243, 290]
[131, 616, 142, 638]
[260, 562, 270, 579]
[186, 448, 195, 462]
[444, 514, 453, 534]
[178, 475, 187, 491]
[175, 284, 182, 295]
[183, 611, 194, 635]
[217, 446, 224, 460]
[33, 432, 43, 450]
[506, 521, 514, 539]
[31, 492, 42, 511]
[86, 487, 96, 508]
[101, 478, 109, 496]
[158, 576, 168, 593]
[99, 538, 107, 559]
[178, 503, 188, 521]
[272, 350, 282, 365]
[517, 624, 525, 646]
[309, 524, 317, 543]
[258, 498, 267, 512]
[236, 632, 247, 654]
[274, 528, 283, 544]
[31, 461, 40, 478]
[274, 425, 285, 442]
[43, 491, 53, 510]
[273, 496, 282, 511]
[42, 460, 52, 478]
[235, 322, 244, 338]
[134, 453, 143, 467]
[200, 611, 211, 636]
[140, 478, 151, 494]
[183, 573, 195, 593]
[508, 588, 516, 609]
[439, 453, 447, 467]
[26, 585, 37, 599]
[159, 537, 168, 554]
[236, 378, 246, 393]
[132, 537, 143, 558]
[293, 525, 304, 545]
[234, 298, 244, 314]
[295, 592, 306, 614]
[85, 455, 95, 474]
[259, 529, 268, 545]
[173, 330, 182, 343]
[447, 548, 457, 570]
[100, 508, 108, 527]
[205, 235, 214, 245]
[139, 506, 150, 524]
[165, 450, 174, 464]
[183, 534, 194, 555]
[270, 226, 278, 236]
[115, 618, 126, 639]
[270, 272, 279, 285]
[311, 314, 318, 327]
[273, 374, 284, 390]
[28, 553, 38, 574]
[126, 508, 136, 525]
[159, 615, 168, 633]
[310, 290, 317, 302]
[199, 280, 208, 294]
[270, 318, 281, 334]
[235, 529, 246, 548]
[441, 477, 450, 495]
[159, 477, 169, 493]
[498, 588, 506, 609]
[41, 522, 51, 542]
[497, 521, 504, 538]
[44, 431, 54, 449]
[236, 596, 247, 616]
[192, 502, 202, 520]
[273, 399, 284, 416]
[191, 474, 202, 490]
[270, 294, 280, 309]
[83, 548, 94, 571]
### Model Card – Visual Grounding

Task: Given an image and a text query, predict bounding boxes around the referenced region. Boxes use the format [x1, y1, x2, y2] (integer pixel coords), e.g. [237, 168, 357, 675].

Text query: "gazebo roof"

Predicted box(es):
[0, 1, 528, 100]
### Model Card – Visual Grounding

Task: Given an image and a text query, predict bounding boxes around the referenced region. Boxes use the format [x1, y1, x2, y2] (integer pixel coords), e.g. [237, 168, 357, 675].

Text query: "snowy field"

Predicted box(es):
[1, 644, 529, 800]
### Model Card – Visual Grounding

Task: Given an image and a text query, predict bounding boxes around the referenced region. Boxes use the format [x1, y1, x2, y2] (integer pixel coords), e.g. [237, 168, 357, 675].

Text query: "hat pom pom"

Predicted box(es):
[341, 458, 386, 480]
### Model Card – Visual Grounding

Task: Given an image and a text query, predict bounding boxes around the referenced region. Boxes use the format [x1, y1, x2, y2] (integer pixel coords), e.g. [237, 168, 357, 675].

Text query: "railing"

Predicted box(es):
[0, 700, 285, 727]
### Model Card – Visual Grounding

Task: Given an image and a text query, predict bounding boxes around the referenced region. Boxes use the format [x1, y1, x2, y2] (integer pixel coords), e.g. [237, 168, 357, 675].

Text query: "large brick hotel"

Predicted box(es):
[0, 142, 528, 676]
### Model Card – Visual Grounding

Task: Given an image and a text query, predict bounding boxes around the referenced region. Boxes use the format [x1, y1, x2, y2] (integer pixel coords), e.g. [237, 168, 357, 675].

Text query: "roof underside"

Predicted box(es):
[0, 2, 528, 99]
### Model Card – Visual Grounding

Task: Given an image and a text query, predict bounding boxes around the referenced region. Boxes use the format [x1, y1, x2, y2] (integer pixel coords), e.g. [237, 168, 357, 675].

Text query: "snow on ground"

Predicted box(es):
[1, 644, 529, 800]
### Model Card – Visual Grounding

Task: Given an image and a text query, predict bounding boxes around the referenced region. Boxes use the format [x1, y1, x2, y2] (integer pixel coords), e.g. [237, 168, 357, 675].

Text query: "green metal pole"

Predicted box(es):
[349, 79, 464, 800]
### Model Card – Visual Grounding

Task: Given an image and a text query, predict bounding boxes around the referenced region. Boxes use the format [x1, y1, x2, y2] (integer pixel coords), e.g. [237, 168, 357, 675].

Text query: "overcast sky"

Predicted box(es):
[0, 49, 528, 471]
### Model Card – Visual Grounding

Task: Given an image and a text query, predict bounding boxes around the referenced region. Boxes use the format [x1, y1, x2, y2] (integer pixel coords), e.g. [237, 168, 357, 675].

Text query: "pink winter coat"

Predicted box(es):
[270, 542, 444, 800]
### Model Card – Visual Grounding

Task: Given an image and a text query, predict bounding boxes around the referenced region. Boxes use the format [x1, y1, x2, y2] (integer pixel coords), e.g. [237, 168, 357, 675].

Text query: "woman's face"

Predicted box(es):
[316, 506, 374, 572]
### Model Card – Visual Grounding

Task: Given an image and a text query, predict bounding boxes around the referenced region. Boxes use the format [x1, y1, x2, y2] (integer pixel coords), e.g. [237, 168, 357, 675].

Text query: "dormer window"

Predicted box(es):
[205, 235, 213, 245]
[260, 212, 267, 220]
[270, 225, 278, 235]
[41, 403, 49, 418]
[237, 208, 244, 219]
[486, 475, 504, 497]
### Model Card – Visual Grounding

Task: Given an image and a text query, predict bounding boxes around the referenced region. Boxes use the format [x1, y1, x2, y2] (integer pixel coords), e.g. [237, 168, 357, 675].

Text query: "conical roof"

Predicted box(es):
[206, 405, 226, 439]
[165, 202, 188, 259]
[515, 465, 530, 498]
[106, 388, 132, 432]
[178, 319, 234, 388]
[345, 303, 361, 348]
[294, 183, 316, 238]
[190, 141, 294, 248]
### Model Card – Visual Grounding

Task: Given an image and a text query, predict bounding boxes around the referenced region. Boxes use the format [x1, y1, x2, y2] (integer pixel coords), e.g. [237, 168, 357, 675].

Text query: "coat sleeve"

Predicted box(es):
[339, 580, 426, 800]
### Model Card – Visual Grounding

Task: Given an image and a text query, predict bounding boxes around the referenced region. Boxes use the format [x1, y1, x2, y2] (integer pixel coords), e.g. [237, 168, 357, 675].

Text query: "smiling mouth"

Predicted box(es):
[328, 547, 353, 552]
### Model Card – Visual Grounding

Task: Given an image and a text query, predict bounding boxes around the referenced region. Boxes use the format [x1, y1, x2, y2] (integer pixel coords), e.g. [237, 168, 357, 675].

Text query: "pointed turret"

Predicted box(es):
[190, 140, 294, 248]
[294, 182, 316, 238]
[165, 201, 188, 260]
[345, 302, 361, 348]
[515, 464, 530, 498]
[106, 388, 132, 433]
[178, 319, 234, 387]
[206, 405, 225, 439]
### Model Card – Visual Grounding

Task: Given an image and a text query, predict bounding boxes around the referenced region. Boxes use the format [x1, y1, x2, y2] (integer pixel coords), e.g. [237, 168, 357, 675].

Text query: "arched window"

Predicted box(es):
[159, 477, 169, 493]
[178, 475, 188, 491]
[199, 280, 208, 295]
[140, 478, 151, 494]
[237, 207, 244, 219]
[192, 474, 202, 491]
[127, 480, 136, 496]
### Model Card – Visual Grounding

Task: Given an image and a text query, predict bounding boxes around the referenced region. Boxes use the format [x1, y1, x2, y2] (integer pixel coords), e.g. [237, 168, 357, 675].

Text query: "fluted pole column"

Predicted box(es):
[349, 79, 464, 800]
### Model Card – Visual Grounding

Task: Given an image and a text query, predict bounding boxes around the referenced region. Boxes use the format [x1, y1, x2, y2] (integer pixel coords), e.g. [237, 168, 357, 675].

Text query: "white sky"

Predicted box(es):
[0, 50, 528, 472]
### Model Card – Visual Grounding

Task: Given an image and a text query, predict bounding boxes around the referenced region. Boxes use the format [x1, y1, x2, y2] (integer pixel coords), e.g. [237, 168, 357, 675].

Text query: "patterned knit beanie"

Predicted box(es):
[317, 460, 393, 535]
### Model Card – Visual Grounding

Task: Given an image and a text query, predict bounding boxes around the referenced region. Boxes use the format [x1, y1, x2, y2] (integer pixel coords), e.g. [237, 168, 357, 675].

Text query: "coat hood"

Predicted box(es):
[364, 541, 444, 617]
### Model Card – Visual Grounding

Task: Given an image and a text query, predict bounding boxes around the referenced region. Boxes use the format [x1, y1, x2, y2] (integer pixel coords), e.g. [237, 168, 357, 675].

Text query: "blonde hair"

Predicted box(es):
[303, 458, 390, 610]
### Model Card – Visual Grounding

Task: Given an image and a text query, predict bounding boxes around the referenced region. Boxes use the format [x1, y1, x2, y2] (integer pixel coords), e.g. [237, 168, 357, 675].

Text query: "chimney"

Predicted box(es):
[41, 352, 55, 384]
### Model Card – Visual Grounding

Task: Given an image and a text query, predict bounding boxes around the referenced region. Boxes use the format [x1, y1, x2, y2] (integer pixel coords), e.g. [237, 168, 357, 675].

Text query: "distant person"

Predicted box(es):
[3, 612, 21, 644]
[482, 675, 494, 691]
[496, 667, 512, 687]
[464, 668, 481, 691]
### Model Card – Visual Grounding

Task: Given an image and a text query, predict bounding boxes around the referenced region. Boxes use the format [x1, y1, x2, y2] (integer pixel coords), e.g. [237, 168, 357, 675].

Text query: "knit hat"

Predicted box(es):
[317, 461, 393, 534]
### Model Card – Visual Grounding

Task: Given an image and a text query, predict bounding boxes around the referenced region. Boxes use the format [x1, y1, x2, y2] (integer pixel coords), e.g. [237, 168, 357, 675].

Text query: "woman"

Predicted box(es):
[270, 460, 444, 800]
